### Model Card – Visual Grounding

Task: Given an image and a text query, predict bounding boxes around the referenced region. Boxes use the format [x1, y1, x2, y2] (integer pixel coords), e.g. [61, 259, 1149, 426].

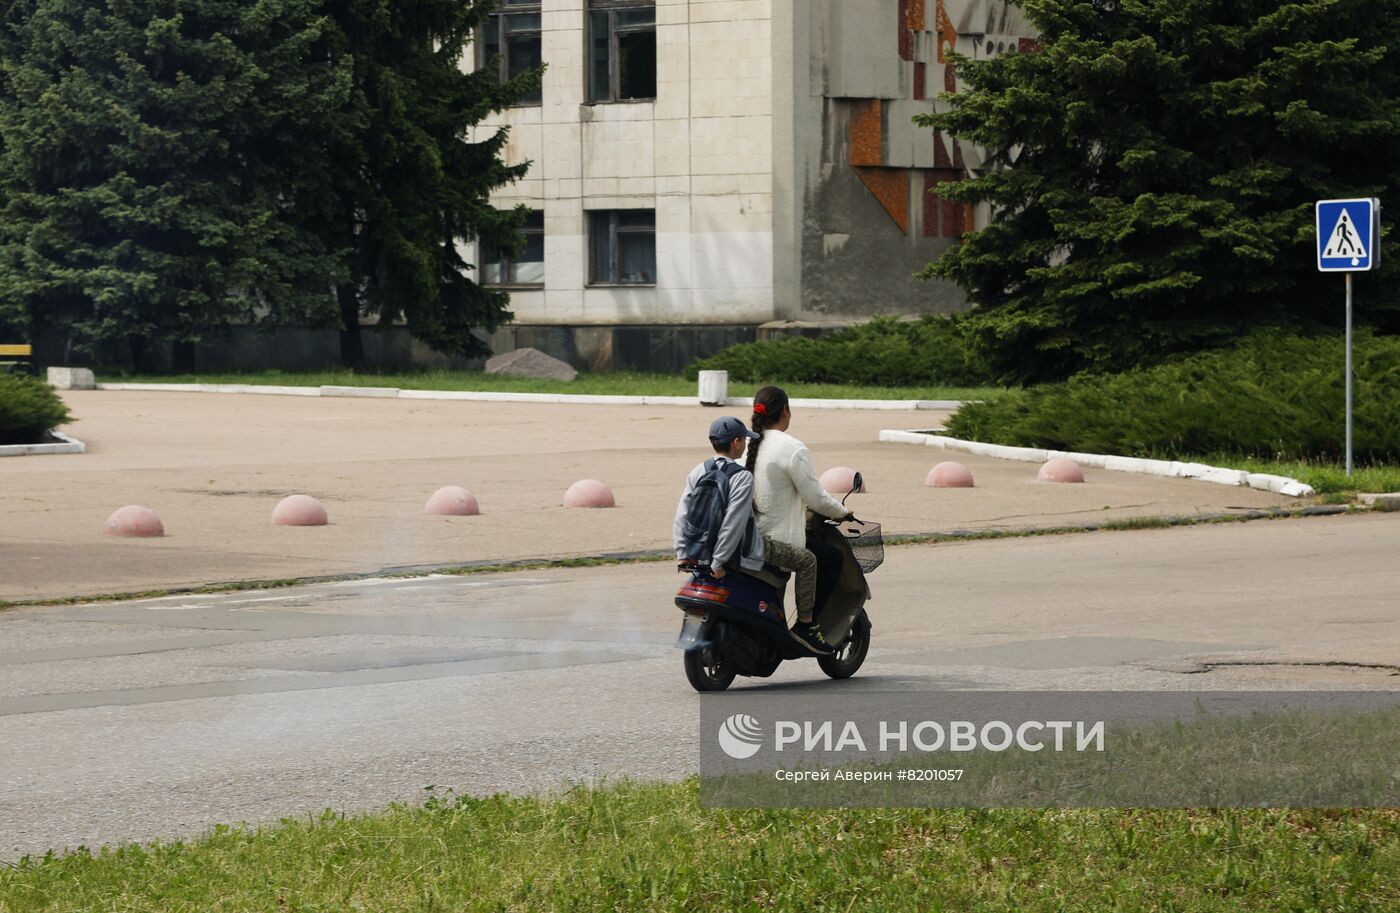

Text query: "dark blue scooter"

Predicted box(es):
[673, 473, 882, 692]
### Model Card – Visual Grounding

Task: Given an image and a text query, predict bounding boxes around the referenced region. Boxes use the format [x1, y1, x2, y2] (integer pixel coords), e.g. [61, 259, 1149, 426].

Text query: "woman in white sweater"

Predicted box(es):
[746, 385, 852, 655]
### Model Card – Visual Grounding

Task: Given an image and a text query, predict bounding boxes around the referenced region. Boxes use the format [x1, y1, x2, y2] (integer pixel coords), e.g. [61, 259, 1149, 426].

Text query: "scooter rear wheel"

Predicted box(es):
[818, 610, 870, 680]
[684, 642, 737, 692]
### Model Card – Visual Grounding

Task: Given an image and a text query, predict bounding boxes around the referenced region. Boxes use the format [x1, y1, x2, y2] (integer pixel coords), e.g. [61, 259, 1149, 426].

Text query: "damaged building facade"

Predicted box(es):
[478, 0, 1035, 371]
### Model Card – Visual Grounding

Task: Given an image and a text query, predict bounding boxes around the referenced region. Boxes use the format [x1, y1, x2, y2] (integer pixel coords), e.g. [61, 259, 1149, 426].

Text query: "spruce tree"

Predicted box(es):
[0, 0, 352, 370]
[919, 0, 1400, 383]
[325, 0, 540, 369]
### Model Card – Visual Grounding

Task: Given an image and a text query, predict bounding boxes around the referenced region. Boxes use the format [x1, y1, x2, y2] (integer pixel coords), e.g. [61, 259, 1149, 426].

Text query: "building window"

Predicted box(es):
[482, 1, 543, 105]
[589, 210, 655, 285]
[483, 211, 545, 286]
[588, 1, 656, 103]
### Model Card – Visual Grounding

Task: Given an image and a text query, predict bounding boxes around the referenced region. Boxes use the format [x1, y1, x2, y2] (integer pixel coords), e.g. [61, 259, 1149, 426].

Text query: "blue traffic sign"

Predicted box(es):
[1317, 198, 1379, 272]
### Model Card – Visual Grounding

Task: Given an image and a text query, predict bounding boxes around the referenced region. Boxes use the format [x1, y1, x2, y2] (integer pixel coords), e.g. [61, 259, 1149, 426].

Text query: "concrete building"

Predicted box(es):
[477, 0, 1035, 371]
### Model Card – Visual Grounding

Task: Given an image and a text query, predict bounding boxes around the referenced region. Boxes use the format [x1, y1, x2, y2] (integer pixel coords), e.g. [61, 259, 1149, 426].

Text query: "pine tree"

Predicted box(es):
[919, 0, 1400, 383]
[0, 0, 352, 370]
[325, 0, 540, 369]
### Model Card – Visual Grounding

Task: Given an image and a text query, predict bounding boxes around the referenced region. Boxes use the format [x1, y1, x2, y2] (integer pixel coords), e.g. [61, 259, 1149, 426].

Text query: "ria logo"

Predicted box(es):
[717, 713, 763, 759]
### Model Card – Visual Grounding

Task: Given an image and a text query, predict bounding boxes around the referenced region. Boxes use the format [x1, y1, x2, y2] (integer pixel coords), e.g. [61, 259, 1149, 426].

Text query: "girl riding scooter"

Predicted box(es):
[746, 385, 854, 654]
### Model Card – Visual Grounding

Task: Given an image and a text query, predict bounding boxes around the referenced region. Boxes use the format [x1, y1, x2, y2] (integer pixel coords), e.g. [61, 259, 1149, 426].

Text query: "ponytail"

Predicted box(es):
[745, 385, 789, 474]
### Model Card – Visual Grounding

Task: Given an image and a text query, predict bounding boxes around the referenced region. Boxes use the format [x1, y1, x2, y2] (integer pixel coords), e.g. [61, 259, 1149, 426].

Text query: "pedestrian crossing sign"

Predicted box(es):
[1317, 198, 1379, 272]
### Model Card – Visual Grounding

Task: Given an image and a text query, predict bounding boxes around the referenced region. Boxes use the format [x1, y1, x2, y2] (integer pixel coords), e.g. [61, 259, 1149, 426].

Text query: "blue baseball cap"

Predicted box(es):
[709, 416, 760, 443]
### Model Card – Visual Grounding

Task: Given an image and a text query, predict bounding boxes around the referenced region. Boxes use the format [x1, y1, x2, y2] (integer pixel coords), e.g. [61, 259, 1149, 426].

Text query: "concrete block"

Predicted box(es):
[46, 367, 96, 390]
[1280, 481, 1317, 498]
[1358, 492, 1400, 510]
[878, 430, 933, 445]
[320, 385, 399, 398]
[1064, 452, 1110, 470]
[1197, 468, 1250, 487]
[1246, 473, 1295, 494]
[1104, 455, 1175, 476]
[1170, 462, 1213, 479]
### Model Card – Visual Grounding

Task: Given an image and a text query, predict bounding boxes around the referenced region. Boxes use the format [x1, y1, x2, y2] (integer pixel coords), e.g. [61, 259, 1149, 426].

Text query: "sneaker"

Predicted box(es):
[790, 621, 835, 655]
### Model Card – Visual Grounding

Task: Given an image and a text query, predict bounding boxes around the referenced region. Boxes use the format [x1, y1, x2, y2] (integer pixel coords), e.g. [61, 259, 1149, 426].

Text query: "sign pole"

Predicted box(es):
[1317, 198, 1376, 477]
[1346, 272, 1354, 477]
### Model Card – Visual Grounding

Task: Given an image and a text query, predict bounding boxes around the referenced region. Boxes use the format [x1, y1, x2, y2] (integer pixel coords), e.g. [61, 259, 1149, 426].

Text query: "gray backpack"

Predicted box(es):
[679, 459, 755, 565]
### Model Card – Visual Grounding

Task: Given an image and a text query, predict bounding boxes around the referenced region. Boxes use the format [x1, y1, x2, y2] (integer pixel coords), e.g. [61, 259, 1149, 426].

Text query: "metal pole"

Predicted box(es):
[1346, 272, 1354, 477]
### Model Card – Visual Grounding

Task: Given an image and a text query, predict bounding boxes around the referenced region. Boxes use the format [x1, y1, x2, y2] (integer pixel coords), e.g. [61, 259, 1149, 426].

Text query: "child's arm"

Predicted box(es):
[673, 471, 696, 558]
[711, 470, 755, 572]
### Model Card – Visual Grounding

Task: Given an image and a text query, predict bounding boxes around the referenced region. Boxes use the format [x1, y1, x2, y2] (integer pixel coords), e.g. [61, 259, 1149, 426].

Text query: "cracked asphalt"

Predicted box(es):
[2, 512, 1398, 859]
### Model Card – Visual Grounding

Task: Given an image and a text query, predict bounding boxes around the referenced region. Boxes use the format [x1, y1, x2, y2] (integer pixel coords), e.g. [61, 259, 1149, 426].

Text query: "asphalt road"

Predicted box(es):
[2, 513, 1398, 859]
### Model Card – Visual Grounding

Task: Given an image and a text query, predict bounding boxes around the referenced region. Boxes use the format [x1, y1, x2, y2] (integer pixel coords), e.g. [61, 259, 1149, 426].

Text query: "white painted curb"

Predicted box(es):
[0, 430, 85, 457]
[879, 430, 1317, 498]
[94, 382, 968, 412]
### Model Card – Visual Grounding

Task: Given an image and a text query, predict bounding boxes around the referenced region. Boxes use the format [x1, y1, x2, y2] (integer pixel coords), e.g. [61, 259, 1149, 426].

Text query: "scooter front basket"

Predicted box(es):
[841, 521, 884, 573]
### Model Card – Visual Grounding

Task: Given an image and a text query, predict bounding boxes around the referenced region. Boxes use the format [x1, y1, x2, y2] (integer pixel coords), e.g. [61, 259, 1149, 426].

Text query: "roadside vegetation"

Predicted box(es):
[1, 782, 1396, 912]
[686, 316, 998, 388]
[946, 333, 1400, 492]
[99, 368, 1003, 404]
[0, 375, 71, 445]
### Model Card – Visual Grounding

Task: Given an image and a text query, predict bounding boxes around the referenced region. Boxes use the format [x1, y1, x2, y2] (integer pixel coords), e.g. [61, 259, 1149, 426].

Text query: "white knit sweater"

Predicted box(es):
[751, 429, 849, 550]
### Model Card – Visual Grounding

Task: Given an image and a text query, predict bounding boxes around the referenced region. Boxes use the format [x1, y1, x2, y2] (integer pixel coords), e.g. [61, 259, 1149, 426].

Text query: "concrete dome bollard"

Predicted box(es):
[1038, 458, 1086, 484]
[564, 480, 615, 508]
[424, 486, 480, 517]
[104, 505, 165, 538]
[272, 494, 329, 526]
[819, 466, 867, 495]
[926, 461, 975, 488]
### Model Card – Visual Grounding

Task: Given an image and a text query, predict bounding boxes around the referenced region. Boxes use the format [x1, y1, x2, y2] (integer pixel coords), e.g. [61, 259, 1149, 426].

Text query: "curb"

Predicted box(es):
[879, 430, 1317, 498]
[0, 431, 85, 458]
[93, 382, 965, 412]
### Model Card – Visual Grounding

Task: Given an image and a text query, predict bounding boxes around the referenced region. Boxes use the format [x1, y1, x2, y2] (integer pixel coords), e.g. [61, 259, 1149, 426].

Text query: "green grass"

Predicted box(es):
[97, 368, 1004, 403]
[1189, 454, 1400, 496]
[1, 781, 1395, 912]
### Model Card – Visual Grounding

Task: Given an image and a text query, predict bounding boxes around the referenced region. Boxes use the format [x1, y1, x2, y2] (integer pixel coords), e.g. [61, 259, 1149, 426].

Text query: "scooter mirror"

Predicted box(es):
[851, 471, 863, 493]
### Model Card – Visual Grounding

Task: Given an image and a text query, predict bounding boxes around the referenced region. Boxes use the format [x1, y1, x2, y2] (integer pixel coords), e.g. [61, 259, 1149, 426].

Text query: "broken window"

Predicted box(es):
[482, 1, 543, 106]
[483, 211, 545, 286]
[588, 1, 656, 103]
[589, 210, 656, 285]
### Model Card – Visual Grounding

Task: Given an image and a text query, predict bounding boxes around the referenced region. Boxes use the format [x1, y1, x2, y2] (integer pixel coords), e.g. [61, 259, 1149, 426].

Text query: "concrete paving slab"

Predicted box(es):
[1, 391, 1300, 602]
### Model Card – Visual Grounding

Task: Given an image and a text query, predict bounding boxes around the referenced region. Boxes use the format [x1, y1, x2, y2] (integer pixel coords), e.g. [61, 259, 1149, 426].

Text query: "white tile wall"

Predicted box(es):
[476, 0, 776, 324]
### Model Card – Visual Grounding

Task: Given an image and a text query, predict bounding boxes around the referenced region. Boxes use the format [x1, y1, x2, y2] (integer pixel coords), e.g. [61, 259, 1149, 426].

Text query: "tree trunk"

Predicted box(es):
[127, 335, 155, 374]
[171, 340, 196, 374]
[338, 283, 365, 371]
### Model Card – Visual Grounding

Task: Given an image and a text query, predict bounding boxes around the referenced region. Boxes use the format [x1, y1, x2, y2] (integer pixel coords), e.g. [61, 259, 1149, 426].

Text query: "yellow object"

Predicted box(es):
[0, 344, 31, 356]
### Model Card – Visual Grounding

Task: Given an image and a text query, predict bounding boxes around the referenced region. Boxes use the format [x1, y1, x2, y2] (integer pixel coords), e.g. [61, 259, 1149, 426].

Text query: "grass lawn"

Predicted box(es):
[1, 781, 1396, 912]
[97, 369, 1006, 403]
[1189, 454, 1400, 498]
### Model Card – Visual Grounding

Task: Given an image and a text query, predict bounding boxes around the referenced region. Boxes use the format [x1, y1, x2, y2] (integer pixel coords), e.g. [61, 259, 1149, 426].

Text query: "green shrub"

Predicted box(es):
[947, 332, 1400, 463]
[0, 375, 73, 444]
[685, 316, 997, 387]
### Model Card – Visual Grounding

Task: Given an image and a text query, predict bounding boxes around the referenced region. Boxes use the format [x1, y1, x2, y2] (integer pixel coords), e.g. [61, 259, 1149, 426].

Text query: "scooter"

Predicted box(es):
[673, 472, 882, 692]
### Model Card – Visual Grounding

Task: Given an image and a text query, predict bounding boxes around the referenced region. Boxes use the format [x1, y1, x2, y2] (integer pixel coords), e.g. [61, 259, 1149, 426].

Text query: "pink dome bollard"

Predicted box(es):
[819, 466, 867, 495]
[564, 480, 615, 508]
[104, 505, 165, 538]
[424, 486, 480, 516]
[1038, 458, 1086, 484]
[926, 461, 975, 488]
[272, 494, 329, 526]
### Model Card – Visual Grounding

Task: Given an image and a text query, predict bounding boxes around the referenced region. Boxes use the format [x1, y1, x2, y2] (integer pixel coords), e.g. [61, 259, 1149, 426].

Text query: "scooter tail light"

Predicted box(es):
[677, 582, 731, 603]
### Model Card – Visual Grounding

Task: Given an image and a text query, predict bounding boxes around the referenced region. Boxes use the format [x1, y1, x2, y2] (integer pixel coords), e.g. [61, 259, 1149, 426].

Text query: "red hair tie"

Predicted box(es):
[753, 403, 767, 416]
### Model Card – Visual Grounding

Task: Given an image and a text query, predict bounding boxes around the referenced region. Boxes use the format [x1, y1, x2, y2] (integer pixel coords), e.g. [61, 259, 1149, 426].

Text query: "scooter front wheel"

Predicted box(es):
[818, 609, 870, 680]
[684, 642, 737, 692]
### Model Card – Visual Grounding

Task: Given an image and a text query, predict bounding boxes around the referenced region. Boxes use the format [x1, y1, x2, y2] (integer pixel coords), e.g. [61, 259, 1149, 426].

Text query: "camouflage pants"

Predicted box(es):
[762, 535, 817, 620]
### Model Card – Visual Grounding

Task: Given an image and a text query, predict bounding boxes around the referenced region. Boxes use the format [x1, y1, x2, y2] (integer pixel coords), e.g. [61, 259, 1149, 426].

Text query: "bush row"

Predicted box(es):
[0, 375, 72, 444]
[684, 317, 996, 387]
[946, 332, 1400, 463]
